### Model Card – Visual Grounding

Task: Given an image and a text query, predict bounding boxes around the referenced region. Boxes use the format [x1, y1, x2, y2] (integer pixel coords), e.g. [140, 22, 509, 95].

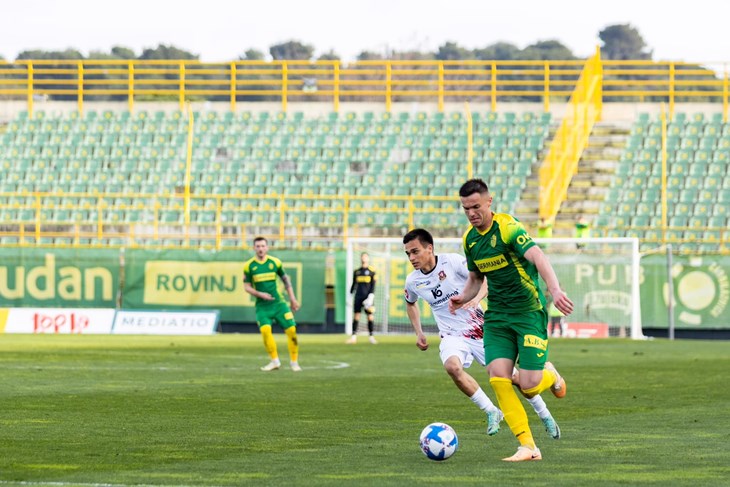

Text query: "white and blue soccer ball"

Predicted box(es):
[419, 422, 458, 461]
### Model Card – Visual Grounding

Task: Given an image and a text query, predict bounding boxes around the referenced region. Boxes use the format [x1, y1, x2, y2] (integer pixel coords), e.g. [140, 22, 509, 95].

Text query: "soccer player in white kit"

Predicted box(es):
[403, 228, 560, 439]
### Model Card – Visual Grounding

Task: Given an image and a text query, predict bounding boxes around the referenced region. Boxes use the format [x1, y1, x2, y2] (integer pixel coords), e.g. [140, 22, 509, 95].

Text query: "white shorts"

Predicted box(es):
[438, 334, 486, 369]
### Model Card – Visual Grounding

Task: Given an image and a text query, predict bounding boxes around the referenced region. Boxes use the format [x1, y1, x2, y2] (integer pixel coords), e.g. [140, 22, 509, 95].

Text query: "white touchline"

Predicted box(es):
[0, 482, 225, 487]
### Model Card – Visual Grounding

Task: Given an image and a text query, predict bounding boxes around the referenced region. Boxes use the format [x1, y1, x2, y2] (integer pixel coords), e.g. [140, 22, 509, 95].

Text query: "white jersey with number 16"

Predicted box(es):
[403, 253, 484, 340]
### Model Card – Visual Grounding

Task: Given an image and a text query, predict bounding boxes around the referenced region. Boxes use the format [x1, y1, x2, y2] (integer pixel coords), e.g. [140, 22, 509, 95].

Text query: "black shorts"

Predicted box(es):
[354, 296, 373, 314]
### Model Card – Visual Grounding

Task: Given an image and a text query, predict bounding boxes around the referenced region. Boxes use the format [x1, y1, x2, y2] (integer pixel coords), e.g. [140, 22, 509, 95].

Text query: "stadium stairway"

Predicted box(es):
[516, 122, 630, 237]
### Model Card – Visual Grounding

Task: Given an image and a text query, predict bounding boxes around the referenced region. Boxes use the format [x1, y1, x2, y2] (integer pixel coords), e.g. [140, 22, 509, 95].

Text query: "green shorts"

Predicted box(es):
[483, 308, 549, 370]
[256, 301, 296, 330]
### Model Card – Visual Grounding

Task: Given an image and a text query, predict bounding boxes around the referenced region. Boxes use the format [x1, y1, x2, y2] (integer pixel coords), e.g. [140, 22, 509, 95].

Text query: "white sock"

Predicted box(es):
[271, 358, 281, 365]
[526, 394, 550, 419]
[470, 388, 499, 413]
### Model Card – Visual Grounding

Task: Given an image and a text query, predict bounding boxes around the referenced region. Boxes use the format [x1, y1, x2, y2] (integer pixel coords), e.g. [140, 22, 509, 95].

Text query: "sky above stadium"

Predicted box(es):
[2, 0, 729, 64]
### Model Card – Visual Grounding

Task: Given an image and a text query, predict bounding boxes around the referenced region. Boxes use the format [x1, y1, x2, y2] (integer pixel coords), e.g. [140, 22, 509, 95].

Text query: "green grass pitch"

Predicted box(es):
[0, 334, 727, 486]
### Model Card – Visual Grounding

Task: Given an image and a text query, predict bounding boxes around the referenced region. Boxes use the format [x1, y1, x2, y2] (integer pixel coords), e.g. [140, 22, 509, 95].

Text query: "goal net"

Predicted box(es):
[345, 237, 643, 340]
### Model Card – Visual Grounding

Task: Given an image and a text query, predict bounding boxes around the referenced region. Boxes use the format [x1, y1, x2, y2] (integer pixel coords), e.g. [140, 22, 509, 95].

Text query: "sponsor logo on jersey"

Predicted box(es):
[523, 334, 547, 351]
[469, 242, 477, 248]
[490, 235, 497, 247]
[515, 234, 533, 249]
[268, 263, 274, 270]
[415, 280, 429, 289]
[438, 270, 446, 281]
[474, 255, 508, 273]
[252, 272, 277, 283]
[431, 290, 460, 307]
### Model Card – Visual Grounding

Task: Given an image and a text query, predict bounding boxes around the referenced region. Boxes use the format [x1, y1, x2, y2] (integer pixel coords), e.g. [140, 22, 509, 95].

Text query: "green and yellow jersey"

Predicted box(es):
[462, 212, 545, 313]
[243, 255, 286, 306]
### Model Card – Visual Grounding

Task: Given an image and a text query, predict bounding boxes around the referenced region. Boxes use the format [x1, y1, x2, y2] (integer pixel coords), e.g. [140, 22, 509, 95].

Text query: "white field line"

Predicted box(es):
[1, 360, 350, 371]
[0, 482, 224, 487]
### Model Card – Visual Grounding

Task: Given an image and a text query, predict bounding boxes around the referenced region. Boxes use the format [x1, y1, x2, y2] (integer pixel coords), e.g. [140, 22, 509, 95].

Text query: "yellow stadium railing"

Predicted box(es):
[1, 57, 728, 119]
[539, 48, 603, 222]
[0, 192, 465, 250]
[0, 191, 726, 252]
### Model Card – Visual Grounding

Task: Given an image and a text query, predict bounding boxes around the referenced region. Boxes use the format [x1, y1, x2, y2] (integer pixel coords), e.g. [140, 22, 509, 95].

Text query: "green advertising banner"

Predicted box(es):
[333, 249, 730, 331]
[334, 250, 348, 325]
[641, 254, 730, 330]
[0, 247, 120, 308]
[0, 247, 724, 330]
[548, 253, 636, 329]
[122, 249, 327, 323]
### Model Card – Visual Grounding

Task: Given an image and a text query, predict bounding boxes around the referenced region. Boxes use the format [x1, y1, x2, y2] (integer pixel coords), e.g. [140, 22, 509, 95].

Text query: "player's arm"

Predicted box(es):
[242, 270, 273, 300]
[405, 300, 428, 351]
[280, 273, 300, 312]
[243, 280, 273, 301]
[462, 277, 488, 309]
[350, 271, 356, 294]
[524, 245, 574, 316]
[449, 270, 484, 314]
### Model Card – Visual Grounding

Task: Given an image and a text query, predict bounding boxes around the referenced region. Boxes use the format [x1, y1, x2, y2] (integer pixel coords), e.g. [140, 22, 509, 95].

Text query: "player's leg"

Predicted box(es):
[516, 309, 566, 399]
[258, 307, 280, 371]
[559, 318, 567, 338]
[485, 312, 541, 461]
[346, 302, 362, 344]
[458, 336, 503, 435]
[512, 368, 561, 439]
[365, 308, 377, 344]
[278, 303, 301, 371]
[550, 317, 562, 337]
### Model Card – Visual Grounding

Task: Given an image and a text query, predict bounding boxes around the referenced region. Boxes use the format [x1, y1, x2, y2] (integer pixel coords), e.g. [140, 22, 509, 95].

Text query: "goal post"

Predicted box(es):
[345, 236, 643, 340]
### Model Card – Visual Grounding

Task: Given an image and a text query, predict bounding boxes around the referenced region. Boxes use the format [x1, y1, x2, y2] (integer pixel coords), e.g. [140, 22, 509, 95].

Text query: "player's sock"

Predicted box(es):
[351, 319, 359, 335]
[260, 325, 278, 361]
[520, 368, 557, 398]
[470, 387, 499, 413]
[285, 326, 299, 363]
[490, 377, 536, 449]
[526, 394, 550, 419]
[367, 319, 374, 335]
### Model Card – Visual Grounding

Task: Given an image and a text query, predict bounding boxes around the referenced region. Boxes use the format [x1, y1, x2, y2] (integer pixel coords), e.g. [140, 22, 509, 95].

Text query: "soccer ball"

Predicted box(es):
[419, 422, 458, 461]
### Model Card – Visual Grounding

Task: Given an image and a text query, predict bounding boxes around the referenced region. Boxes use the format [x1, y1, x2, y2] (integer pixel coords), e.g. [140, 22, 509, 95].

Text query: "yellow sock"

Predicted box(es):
[260, 325, 278, 360]
[521, 369, 557, 398]
[285, 326, 299, 363]
[490, 377, 535, 449]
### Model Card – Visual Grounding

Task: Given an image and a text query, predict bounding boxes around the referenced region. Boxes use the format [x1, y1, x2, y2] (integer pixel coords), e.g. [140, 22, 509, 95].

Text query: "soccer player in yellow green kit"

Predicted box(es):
[243, 237, 302, 372]
[449, 179, 574, 462]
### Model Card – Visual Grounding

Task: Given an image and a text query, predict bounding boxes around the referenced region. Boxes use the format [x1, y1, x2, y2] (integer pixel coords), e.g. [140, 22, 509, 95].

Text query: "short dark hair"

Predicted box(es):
[459, 178, 489, 198]
[253, 236, 268, 245]
[403, 228, 434, 247]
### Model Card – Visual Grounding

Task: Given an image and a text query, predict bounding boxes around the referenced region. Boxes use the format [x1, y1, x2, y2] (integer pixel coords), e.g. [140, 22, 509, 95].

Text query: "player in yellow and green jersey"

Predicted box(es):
[243, 237, 302, 372]
[449, 179, 574, 462]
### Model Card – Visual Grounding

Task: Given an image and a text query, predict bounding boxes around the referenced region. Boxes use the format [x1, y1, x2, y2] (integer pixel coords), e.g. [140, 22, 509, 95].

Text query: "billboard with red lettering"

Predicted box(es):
[1, 308, 116, 334]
